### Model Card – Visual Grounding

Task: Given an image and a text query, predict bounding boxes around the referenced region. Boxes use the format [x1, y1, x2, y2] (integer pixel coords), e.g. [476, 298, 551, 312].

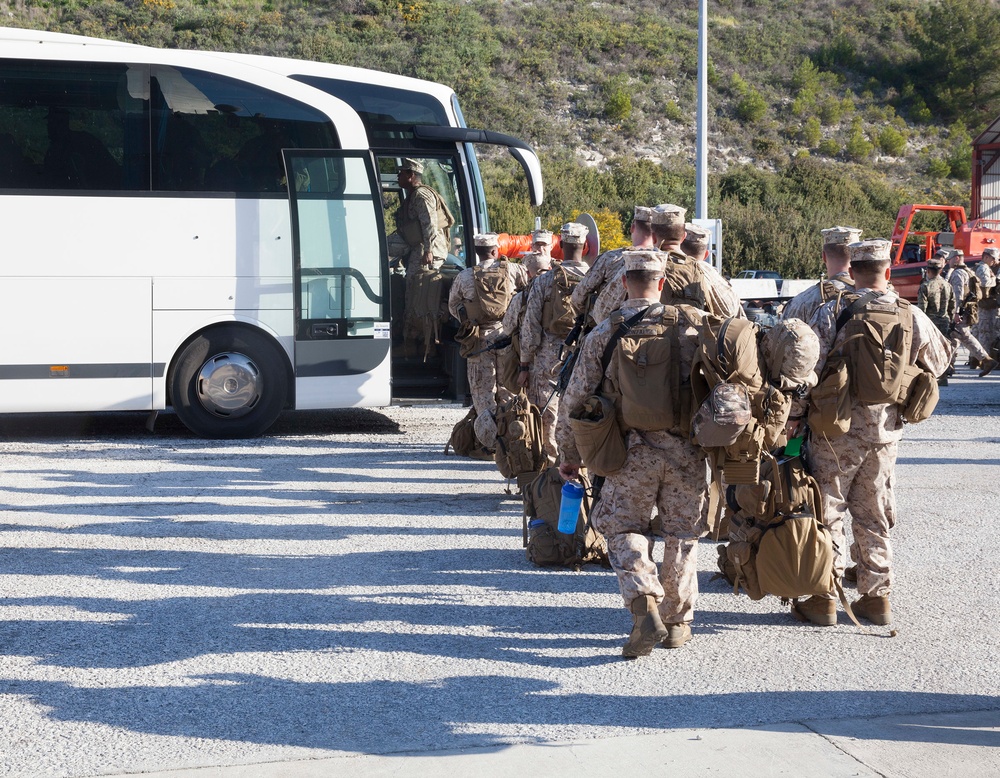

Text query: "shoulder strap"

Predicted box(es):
[600, 306, 651, 374]
[835, 291, 879, 334]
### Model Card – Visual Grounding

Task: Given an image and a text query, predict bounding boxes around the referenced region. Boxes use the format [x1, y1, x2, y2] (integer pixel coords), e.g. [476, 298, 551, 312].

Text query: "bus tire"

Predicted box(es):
[170, 327, 289, 438]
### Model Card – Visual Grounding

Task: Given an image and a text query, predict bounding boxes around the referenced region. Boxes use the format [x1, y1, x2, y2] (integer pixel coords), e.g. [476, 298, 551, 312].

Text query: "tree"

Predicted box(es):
[909, 0, 1000, 128]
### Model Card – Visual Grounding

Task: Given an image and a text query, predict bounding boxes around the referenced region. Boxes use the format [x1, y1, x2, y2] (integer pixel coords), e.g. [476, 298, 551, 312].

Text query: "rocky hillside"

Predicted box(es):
[6, 0, 999, 275]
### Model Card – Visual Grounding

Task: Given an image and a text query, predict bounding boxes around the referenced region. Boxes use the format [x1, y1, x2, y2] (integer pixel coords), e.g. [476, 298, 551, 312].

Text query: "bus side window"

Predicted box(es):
[151, 67, 339, 194]
[0, 60, 148, 192]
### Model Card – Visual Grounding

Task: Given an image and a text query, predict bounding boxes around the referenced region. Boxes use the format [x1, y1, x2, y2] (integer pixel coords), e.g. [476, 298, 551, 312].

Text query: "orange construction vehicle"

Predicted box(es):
[889, 204, 1000, 301]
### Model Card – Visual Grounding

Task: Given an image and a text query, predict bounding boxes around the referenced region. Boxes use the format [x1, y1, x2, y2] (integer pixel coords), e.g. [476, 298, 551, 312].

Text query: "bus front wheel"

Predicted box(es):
[170, 328, 289, 438]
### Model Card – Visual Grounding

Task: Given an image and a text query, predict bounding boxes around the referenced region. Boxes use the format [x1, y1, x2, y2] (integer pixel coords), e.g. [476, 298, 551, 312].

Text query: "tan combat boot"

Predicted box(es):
[622, 595, 668, 658]
[979, 357, 997, 378]
[844, 565, 858, 583]
[661, 622, 692, 649]
[853, 594, 892, 625]
[790, 595, 837, 626]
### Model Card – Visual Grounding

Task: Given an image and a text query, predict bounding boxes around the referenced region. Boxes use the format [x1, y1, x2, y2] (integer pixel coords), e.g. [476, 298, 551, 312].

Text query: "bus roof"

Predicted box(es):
[0, 26, 369, 148]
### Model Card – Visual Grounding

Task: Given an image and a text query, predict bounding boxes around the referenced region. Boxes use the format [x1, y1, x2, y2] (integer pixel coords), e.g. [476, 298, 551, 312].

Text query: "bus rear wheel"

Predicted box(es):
[170, 328, 289, 438]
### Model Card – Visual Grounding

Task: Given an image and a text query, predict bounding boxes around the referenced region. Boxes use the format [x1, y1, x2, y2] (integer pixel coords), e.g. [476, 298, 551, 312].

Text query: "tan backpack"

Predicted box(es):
[522, 467, 610, 569]
[716, 451, 843, 605]
[542, 265, 582, 338]
[659, 250, 720, 315]
[690, 316, 787, 484]
[464, 259, 513, 325]
[604, 306, 691, 435]
[494, 392, 546, 483]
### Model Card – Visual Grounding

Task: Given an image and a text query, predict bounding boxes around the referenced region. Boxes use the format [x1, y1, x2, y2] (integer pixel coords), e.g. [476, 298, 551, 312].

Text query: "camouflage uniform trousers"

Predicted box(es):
[590, 430, 709, 624]
[973, 308, 1000, 355]
[403, 259, 446, 358]
[466, 330, 513, 449]
[950, 322, 989, 365]
[808, 434, 897, 598]
[526, 335, 563, 463]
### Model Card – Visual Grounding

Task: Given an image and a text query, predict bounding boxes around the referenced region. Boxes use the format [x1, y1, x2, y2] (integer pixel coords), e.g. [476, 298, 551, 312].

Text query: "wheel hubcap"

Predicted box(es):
[196, 352, 261, 418]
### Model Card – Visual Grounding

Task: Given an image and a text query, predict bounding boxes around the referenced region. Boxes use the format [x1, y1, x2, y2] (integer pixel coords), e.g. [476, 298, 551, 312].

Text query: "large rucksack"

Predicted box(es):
[715, 450, 843, 605]
[809, 292, 936, 438]
[522, 467, 610, 569]
[690, 316, 790, 485]
[542, 265, 583, 338]
[494, 391, 546, 485]
[465, 259, 513, 325]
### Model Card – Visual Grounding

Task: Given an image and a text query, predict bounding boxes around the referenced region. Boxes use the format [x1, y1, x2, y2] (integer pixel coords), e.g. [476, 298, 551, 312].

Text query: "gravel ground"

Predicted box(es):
[0, 372, 998, 777]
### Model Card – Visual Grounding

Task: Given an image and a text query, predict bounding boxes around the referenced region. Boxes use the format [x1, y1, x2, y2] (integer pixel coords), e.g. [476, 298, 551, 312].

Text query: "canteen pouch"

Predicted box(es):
[455, 320, 481, 358]
[898, 363, 939, 424]
[568, 395, 627, 477]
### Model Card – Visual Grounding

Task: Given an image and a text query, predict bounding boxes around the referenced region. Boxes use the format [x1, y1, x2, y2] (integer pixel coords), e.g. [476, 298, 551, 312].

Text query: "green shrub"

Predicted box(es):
[927, 157, 952, 178]
[801, 116, 822, 147]
[817, 138, 841, 157]
[663, 100, 685, 122]
[845, 121, 874, 161]
[605, 90, 632, 122]
[818, 95, 842, 125]
[737, 89, 768, 124]
[878, 126, 907, 156]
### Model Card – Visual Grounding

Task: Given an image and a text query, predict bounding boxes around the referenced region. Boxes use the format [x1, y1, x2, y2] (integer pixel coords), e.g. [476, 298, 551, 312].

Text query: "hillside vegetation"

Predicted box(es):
[5, 0, 1000, 277]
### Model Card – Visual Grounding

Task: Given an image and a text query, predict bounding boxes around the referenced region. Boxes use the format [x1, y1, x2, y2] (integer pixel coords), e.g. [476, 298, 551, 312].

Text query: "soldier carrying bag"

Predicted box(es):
[809, 291, 938, 439]
[567, 307, 649, 477]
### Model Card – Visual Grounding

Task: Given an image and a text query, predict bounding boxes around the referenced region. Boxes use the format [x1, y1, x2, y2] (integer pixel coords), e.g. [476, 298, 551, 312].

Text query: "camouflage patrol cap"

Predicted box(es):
[950, 248, 966, 263]
[521, 251, 551, 273]
[560, 222, 590, 245]
[684, 223, 712, 250]
[927, 257, 946, 269]
[398, 158, 424, 174]
[633, 205, 653, 223]
[821, 226, 862, 245]
[650, 204, 687, 227]
[983, 247, 999, 260]
[531, 229, 553, 246]
[623, 250, 665, 273]
[473, 233, 499, 247]
[847, 239, 892, 264]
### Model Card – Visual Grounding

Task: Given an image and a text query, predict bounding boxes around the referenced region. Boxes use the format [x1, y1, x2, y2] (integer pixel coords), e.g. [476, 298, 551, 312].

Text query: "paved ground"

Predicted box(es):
[0, 369, 998, 777]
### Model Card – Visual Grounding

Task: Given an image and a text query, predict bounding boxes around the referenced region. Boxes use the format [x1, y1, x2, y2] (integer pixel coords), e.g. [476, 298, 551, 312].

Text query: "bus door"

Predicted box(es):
[376, 153, 468, 402]
[284, 150, 392, 409]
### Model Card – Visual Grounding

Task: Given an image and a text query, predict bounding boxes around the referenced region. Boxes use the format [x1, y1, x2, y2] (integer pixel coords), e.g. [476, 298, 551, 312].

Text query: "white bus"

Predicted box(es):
[0, 28, 543, 437]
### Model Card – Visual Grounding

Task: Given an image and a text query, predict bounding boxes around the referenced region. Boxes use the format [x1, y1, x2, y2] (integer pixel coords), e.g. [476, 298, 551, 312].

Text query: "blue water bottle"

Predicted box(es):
[557, 480, 586, 535]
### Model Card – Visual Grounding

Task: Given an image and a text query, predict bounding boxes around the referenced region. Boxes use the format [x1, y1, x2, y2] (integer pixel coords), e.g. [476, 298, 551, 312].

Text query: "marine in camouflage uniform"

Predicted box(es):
[973, 248, 1000, 357]
[519, 222, 590, 463]
[387, 159, 453, 358]
[917, 257, 956, 337]
[945, 250, 991, 369]
[792, 239, 952, 627]
[571, 205, 654, 326]
[558, 250, 709, 657]
[781, 226, 861, 323]
[448, 233, 528, 449]
[650, 204, 745, 319]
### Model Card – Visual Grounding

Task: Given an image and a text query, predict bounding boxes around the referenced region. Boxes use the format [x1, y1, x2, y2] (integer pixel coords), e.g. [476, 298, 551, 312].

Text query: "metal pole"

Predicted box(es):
[696, 0, 708, 220]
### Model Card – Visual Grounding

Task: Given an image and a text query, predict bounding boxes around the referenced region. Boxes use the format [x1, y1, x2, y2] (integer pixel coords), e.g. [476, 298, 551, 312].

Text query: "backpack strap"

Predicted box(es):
[599, 306, 651, 374]
[835, 291, 880, 334]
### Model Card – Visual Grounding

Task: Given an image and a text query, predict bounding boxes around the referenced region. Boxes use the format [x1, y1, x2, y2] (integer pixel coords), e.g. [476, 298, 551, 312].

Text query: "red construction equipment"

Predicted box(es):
[889, 203, 1000, 301]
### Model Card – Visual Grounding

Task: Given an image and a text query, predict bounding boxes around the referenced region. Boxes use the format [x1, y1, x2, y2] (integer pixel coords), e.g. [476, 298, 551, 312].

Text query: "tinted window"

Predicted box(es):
[151, 67, 339, 193]
[0, 59, 149, 191]
[291, 76, 448, 145]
